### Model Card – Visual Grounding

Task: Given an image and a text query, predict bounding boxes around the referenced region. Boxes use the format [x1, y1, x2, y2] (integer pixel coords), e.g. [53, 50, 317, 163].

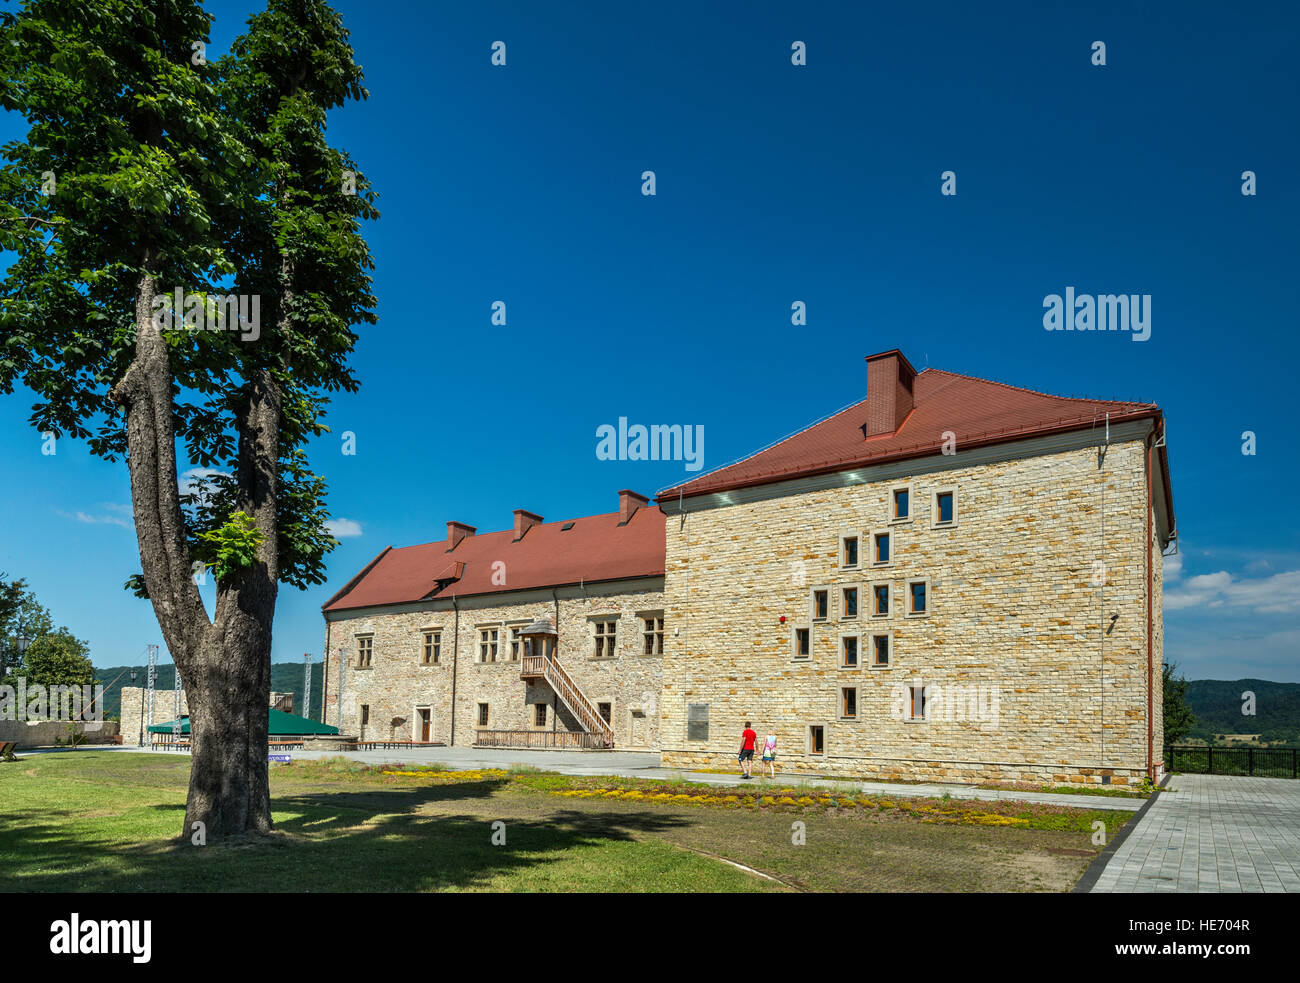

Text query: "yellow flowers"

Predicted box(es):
[380, 768, 508, 782]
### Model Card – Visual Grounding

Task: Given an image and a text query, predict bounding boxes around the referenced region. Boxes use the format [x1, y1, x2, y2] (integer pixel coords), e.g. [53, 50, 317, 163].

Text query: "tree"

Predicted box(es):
[0, 576, 54, 686]
[20, 629, 95, 690]
[0, 0, 375, 838]
[1163, 661, 1196, 746]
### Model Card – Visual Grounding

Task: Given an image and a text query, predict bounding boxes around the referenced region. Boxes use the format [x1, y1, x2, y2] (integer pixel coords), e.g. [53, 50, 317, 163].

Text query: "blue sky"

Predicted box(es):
[1, 1, 1297, 681]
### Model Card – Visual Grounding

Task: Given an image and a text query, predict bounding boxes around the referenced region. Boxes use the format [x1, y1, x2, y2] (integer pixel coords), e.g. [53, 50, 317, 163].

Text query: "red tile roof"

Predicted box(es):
[659, 366, 1161, 501]
[322, 505, 665, 613]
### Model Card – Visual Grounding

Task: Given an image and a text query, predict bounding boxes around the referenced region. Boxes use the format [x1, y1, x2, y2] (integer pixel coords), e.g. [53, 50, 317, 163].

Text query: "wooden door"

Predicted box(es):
[419, 708, 431, 742]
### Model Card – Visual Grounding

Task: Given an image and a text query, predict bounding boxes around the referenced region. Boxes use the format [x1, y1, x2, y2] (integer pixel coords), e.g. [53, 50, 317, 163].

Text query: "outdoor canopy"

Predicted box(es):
[147, 707, 339, 736]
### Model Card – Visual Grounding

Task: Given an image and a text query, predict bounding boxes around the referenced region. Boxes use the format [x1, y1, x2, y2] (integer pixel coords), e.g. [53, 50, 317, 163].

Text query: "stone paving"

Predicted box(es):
[45, 744, 1141, 811]
[1090, 774, 1300, 893]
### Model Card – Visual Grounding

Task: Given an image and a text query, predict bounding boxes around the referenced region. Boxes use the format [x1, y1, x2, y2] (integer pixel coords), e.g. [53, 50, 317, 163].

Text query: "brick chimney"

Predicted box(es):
[864, 349, 918, 437]
[513, 509, 543, 541]
[618, 489, 649, 525]
[446, 521, 475, 551]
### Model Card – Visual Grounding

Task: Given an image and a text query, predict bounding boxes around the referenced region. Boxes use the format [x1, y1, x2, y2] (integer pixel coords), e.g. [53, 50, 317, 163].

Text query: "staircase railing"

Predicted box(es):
[541, 655, 614, 747]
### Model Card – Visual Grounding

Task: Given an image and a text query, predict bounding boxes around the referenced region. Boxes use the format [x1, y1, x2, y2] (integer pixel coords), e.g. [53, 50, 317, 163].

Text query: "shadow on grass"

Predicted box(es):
[0, 778, 700, 892]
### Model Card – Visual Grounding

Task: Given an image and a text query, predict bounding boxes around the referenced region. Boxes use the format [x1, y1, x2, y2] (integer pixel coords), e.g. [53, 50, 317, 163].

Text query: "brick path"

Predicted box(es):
[1090, 774, 1300, 892]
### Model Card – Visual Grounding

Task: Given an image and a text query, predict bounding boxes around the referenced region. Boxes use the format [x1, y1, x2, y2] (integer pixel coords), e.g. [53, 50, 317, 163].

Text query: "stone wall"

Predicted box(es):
[660, 439, 1161, 786]
[0, 719, 119, 748]
[323, 580, 664, 748]
[120, 685, 189, 747]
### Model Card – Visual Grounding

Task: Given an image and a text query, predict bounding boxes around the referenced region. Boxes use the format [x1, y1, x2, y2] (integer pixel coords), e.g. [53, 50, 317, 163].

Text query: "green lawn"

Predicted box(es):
[0, 752, 1130, 892]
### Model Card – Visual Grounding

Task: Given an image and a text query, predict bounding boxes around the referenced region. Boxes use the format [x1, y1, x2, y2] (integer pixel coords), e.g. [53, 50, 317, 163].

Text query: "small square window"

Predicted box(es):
[840, 634, 859, 668]
[841, 586, 859, 619]
[841, 534, 859, 567]
[793, 627, 811, 659]
[892, 487, 911, 521]
[872, 633, 891, 667]
[872, 583, 890, 617]
[841, 687, 857, 719]
[933, 489, 957, 527]
[873, 532, 891, 565]
[908, 580, 929, 616]
[808, 725, 825, 755]
[811, 588, 829, 621]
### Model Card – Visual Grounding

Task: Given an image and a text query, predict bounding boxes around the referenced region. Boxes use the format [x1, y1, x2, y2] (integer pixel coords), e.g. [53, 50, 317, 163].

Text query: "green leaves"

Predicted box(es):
[198, 510, 265, 583]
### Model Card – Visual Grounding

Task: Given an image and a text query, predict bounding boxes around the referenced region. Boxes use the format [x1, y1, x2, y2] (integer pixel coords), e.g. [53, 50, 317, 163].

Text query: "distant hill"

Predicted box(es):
[93, 662, 324, 723]
[1183, 679, 1300, 746]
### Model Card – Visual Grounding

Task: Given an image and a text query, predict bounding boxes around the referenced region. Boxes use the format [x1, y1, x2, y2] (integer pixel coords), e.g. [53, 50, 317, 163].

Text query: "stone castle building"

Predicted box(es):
[322, 349, 1175, 785]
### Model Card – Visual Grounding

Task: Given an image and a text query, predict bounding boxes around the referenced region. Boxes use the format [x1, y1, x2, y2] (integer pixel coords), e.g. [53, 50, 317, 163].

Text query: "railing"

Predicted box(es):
[475, 729, 606, 749]
[521, 655, 546, 678]
[1166, 744, 1299, 779]
[538, 654, 614, 747]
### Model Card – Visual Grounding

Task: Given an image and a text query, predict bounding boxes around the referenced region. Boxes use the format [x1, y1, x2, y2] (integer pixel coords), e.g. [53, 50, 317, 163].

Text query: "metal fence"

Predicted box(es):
[1165, 744, 1299, 779]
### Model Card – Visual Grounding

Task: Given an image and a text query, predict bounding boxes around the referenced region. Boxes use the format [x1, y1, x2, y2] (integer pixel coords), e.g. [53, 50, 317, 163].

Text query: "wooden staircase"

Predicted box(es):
[520, 654, 614, 748]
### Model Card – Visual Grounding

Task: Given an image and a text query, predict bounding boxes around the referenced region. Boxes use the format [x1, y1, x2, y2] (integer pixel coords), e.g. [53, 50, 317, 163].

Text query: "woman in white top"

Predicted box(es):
[761, 734, 777, 778]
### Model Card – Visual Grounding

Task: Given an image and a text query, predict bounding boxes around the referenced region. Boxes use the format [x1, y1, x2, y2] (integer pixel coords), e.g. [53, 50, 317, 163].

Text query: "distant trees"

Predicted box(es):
[1162, 662, 1196, 745]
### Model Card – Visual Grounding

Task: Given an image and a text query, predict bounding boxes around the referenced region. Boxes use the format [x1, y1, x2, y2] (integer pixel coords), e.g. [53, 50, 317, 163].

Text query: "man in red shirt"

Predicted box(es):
[738, 721, 758, 779]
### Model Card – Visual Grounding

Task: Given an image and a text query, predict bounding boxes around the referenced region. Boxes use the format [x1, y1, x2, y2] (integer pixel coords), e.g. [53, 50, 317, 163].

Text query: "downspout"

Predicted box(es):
[1146, 432, 1156, 781]
[552, 587, 560, 732]
[322, 617, 331, 726]
[450, 597, 459, 746]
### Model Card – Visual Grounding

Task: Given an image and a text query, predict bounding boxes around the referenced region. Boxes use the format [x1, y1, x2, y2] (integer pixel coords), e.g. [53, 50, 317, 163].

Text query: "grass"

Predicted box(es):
[0, 752, 1130, 892]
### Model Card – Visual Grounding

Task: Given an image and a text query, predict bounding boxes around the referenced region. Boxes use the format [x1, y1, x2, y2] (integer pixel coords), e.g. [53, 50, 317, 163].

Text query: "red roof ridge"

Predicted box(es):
[924, 367, 1153, 410]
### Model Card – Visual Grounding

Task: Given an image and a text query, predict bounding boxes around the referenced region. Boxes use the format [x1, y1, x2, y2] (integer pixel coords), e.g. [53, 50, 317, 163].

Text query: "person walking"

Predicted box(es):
[761, 732, 777, 778]
[738, 720, 758, 779]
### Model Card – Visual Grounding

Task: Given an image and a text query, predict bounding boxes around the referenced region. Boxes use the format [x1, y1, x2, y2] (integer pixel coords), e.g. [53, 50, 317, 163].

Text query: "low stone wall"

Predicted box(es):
[0, 719, 120, 748]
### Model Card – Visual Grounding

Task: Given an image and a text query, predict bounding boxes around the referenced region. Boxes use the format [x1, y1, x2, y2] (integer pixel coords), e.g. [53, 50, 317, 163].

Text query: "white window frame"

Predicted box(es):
[870, 529, 893, 568]
[906, 577, 931, 618]
[839, 584, 860, 621]
[790, 624, 812, 662]
[809, 585, 832, 623]
[931, 487, 959, 529]
[869, 630, 893, 670]
[838, 630, 862, 670]
[355, 634, 373, 669]
[638, 610, 665, 656]
[839, 530, 862, 570]
[870, 580, 891, 618]
[890, 483, 914, 524]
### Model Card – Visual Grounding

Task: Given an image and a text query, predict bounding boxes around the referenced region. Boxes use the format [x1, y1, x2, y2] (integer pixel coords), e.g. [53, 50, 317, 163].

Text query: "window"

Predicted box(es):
[840, 533, 859, 568]
[356, 636, 373, 668]
[933, 489, 957, 527]
[421, 630, 441, 665]
[872, 632, 891, 667]
[840, 633, 859, 668]
[841, 687, 858, 719]
[598, 702, 612, 725]
[841, 586, 859, 619]
[808, 725, 825, 755]
[872, 531, 891, 566]
[892, 486, 912, 522]
[811, 588, 829, 622]
[360, 704, 370, 727]
[872, 582, 890, 617]
[508, 625, 525, 661]
[793, 627, 811, 660]
[907, 579, 929, 616]
[478, 628, 498, 663]
[909, 686, 927, 721]
[594, 619, 617, 658]
[687, 703, 709, 741]
[534, 703, 547, 727]
[477, 702, 490, 727]
[643, 615, 665, 655]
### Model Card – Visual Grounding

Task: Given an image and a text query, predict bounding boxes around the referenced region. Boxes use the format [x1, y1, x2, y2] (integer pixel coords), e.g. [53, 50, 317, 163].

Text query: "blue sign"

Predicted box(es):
[268, 754, 291, 763]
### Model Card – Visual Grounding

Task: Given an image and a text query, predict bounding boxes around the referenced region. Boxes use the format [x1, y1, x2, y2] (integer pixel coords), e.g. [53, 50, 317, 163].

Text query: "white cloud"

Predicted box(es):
[325, 518, 363, 538]
[1166, 569, 1300, 615]
[179, 468, 230, 504]
[1162, 551, 1183, 582]
[58, 508, 132, 529]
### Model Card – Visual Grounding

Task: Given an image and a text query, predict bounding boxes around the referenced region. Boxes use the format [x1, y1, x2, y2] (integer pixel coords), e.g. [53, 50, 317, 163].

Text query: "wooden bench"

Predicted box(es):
[0, 741, 17, 762]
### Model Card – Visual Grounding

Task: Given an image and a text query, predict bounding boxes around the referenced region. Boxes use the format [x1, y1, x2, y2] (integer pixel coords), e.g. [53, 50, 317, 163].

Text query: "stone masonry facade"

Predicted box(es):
[323, 581, 665, 749]
[658, 438, 1165, 786]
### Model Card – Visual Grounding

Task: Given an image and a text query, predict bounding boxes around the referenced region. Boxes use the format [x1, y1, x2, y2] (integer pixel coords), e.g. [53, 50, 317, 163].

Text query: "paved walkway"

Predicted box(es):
[46, 745, 1140, 811]
[1090, 775, 1300, 892]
